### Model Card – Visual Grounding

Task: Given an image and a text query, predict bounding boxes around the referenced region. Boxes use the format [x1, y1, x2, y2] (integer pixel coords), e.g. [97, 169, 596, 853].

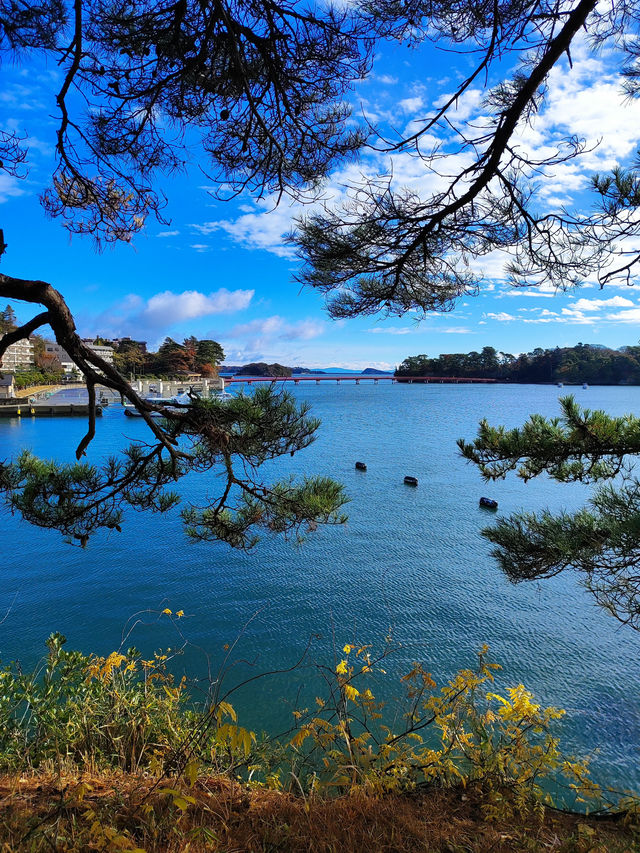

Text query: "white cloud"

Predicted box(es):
[0, 173, 25, 203]
[509, 298, 640, 325]
[367, 326, 414, 335]
[558, 306, 596, 324]
[191, 204, 298, 259]
[485, 312, 516, 322]
[537, 54, 640, 170]
[433, 88, 484, 122]
[225, 315, 325, 343]
[568, 295, 635, 311]
[157, 230, 180, 237]
[524, 294, 640, 326]
[604, 307, 640, 323]
[375, 74, 398, 86]
[398, 96, 424, 114]
[142, 289, 254, 326]
[0, 84, 45, 111]
[502, 289, 556, 298]
[89, 288, 254, 339]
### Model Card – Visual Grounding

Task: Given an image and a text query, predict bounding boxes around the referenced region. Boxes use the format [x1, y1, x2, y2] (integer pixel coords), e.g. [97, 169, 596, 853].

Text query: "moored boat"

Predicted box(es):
[123, 392, 192, 417]
[479, 496, 498, 509]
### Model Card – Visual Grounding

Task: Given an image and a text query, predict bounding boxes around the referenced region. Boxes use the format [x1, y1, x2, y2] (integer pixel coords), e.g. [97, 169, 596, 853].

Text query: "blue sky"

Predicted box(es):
[3, 27, 640, 370]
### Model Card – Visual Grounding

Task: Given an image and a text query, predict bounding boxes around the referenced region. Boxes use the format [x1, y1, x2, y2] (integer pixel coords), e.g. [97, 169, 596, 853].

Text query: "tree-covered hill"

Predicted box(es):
[235, 362, 293, 377]
[396, 344, 640, 384]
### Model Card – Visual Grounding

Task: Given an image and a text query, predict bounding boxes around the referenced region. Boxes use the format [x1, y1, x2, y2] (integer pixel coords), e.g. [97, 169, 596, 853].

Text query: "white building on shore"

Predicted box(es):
[42, 339, 115, 373]
[81, 340, 115, 365]
[0, 338, 34, 371]
[43, 341, 75, 373]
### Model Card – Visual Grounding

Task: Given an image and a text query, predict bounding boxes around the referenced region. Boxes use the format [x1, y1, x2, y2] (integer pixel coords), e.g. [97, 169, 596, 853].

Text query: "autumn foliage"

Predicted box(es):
[0, 626, 637, 850]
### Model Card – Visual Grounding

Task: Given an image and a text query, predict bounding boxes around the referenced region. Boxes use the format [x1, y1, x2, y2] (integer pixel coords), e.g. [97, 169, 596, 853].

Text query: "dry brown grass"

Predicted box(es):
[0, 772, 637, 852]
[13, 384, 68, 398]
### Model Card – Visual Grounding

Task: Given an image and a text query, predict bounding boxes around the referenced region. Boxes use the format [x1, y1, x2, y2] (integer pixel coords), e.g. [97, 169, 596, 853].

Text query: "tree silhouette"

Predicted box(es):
[0, 0, 367, 544]
[295, 0, 640, 317]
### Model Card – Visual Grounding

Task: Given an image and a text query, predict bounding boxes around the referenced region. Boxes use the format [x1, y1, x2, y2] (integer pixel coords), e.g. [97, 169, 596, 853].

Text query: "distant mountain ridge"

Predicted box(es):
[220, 364, 393, 375]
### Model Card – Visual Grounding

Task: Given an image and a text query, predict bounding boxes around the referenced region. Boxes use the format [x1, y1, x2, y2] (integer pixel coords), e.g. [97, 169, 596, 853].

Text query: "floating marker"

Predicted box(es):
[479, 497, 498, 509]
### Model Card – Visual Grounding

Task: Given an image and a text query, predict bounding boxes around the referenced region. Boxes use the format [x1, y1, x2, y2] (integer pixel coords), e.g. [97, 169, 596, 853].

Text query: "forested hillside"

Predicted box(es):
[396, 344, 640, 384]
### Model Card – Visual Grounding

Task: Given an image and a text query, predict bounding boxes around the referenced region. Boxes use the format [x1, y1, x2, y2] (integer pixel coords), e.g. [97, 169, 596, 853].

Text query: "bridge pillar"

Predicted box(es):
[316, 379, 320, 384]
[355, 378, 360, 384]
[336, 379, 340, 384]
[294, 379, 299, 384]
[374, 378, 378, 384]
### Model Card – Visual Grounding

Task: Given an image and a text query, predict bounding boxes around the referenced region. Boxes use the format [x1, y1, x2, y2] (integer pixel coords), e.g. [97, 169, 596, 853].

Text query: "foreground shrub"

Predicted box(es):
[0, 633, 635, 824]
[0, 632, 190, 771]
[284, 644, 604, 817]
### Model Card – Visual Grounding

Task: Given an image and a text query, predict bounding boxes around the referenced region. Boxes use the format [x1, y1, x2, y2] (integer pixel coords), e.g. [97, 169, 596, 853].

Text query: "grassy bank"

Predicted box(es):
[0, 771, 637, 852]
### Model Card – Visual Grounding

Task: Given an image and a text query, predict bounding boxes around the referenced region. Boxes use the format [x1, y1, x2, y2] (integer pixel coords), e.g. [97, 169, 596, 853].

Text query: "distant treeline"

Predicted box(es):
[395, 344, 640, 384]
[113, 336, 224, 377]
[13, 368, 67, 390]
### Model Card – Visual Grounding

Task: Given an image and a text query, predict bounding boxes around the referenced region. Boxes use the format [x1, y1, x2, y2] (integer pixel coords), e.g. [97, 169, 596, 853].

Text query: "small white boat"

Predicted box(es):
[143, 392, 192, 404]
[123, 407, 164, 418]
[142, 396, 176, 405]
[582, 383, 589, 389]
[123, 392, 192, 418]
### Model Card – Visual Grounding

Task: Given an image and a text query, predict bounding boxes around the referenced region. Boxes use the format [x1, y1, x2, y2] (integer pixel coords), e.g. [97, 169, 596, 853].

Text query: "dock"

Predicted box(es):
[0, 403, 102, 418]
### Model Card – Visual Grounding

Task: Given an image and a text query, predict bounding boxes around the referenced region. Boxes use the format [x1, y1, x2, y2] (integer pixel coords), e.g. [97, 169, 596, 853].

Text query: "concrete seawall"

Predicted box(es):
[129, 377, 225, 396]
[0, 403, 102, 417]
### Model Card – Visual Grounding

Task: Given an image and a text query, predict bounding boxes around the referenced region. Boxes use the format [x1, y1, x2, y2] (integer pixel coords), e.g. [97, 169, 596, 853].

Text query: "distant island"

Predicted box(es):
[234, 362, 292, 377]
[396, 343, 640, 384]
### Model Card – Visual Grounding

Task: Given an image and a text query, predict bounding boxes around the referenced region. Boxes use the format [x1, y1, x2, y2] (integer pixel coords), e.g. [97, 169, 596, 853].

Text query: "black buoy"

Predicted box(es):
[479, 497, 498, 509]
[355, 461, 367, 471]
[404, 475, 418, 486]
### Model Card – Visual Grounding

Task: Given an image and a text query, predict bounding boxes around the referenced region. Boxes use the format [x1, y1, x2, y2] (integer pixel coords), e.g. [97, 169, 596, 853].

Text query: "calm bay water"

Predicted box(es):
[0, 382, 639, 790]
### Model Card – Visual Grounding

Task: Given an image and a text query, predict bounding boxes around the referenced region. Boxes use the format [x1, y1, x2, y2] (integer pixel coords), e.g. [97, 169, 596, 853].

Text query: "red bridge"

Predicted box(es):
[224, 375, 496, 385]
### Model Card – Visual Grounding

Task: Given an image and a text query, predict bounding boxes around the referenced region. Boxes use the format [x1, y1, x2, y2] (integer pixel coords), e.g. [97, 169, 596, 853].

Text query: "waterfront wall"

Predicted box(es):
[130, 376, 224, 396]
